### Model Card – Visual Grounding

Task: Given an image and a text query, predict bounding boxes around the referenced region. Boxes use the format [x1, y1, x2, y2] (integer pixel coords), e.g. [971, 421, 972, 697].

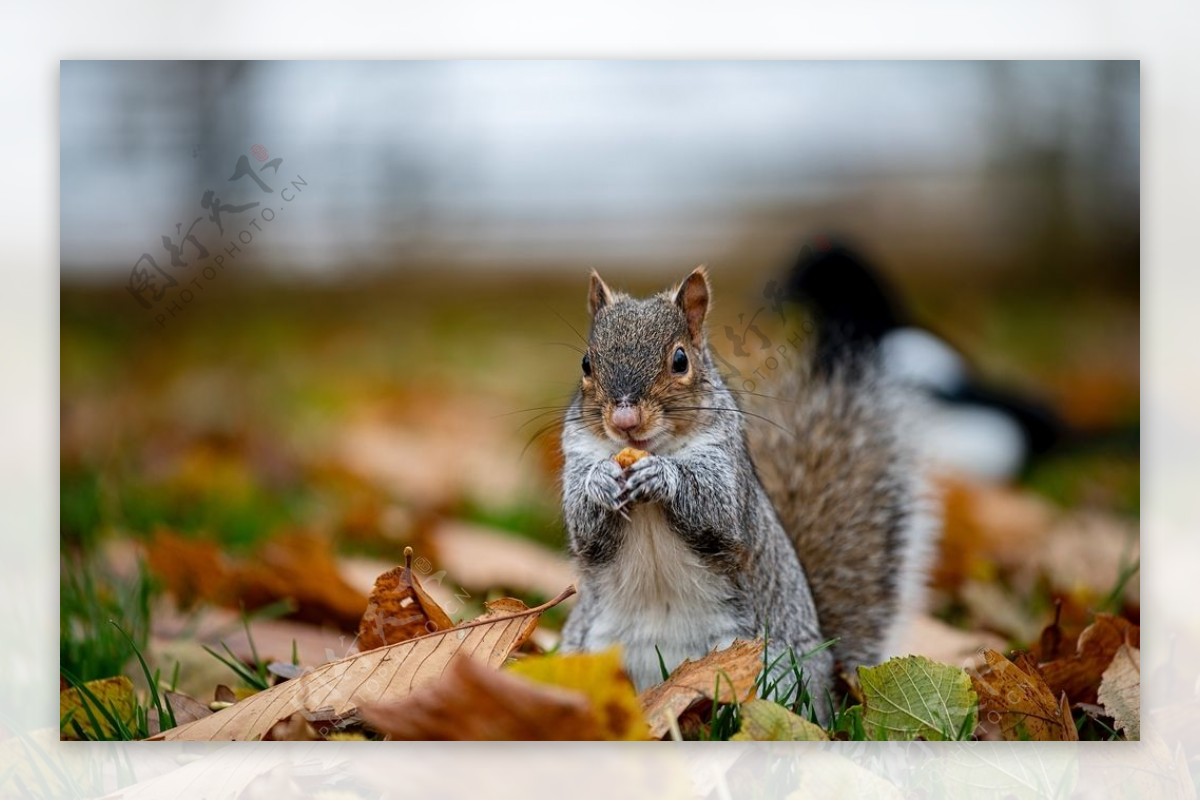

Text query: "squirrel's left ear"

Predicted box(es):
[674, 265, 711, 345]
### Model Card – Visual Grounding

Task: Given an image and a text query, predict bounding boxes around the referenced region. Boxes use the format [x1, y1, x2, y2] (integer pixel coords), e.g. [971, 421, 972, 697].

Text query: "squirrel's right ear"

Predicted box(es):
[588, 270, 615, 317]
[674, 265, 711, 345]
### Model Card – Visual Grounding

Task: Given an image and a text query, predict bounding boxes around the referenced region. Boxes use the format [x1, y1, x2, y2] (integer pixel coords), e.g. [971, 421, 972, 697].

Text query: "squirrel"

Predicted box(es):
[558, 263, 936, 719]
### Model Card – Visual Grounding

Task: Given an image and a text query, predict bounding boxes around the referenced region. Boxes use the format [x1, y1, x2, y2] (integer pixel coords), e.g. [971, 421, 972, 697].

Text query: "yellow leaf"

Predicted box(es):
[507, 648, 646, 740]
[731, 699, 827, 741]
[60, 676, 137, 740]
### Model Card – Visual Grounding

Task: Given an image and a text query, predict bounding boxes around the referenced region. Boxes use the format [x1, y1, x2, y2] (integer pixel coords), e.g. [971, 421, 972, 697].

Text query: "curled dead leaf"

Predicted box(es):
[1040, 613, 1139, 705]
[356, 547, 455, 651]
[639, 639, 764, 739]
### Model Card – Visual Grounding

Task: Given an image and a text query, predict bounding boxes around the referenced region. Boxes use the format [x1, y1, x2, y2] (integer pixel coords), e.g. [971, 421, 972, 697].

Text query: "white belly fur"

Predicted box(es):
[584, 504, 741, 690]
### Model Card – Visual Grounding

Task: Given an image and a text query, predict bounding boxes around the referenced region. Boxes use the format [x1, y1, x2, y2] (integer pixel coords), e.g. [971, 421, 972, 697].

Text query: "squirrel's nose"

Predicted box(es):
[611, 404, 643, 432]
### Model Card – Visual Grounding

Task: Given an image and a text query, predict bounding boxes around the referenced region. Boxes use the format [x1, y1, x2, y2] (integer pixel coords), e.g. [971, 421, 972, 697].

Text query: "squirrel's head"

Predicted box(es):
[578, 266, 714, 451]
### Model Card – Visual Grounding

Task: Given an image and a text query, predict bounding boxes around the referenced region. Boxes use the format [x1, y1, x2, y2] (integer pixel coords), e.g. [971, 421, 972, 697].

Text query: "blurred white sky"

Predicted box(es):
[60, 60, 1138, 277]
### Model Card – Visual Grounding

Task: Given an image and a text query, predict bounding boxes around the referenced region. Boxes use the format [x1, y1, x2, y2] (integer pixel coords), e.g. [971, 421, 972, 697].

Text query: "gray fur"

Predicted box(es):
[559, 269, 932, 719]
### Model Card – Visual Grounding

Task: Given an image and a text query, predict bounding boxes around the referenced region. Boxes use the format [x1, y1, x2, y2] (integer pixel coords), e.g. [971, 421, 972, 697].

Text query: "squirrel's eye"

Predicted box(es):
[671, 346, 689, 374]
[582, 353, 592, 377]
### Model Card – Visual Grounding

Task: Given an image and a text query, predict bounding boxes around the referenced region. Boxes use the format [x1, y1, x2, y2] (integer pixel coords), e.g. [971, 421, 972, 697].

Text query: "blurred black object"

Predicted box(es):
[784, 237, 1066, 481]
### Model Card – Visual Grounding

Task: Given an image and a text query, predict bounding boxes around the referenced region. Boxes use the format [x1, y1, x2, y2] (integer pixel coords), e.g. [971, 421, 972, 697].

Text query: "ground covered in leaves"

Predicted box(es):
[55, 271, 1139, 747]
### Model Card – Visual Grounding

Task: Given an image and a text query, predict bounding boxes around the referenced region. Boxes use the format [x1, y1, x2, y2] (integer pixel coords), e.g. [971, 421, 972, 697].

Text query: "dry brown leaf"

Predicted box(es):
[361, 655, 615, 740]
[1040, 613, 1139, 705]
[933, 476, 1055, 590]
[1097, 643, 1140, 740]
[356, 547, 455, 651]
[147, 586, 574, 740]
[262, 711, 324, 741]
[639, 639, 764, 739]
[973, 648, 1077, 741]
[146, 529, 369, 631]
[1059, 691, 1079, 742]
[147, 691, 213, 736]
[231, 531, 369, 630]
[145, 529, 229, 608]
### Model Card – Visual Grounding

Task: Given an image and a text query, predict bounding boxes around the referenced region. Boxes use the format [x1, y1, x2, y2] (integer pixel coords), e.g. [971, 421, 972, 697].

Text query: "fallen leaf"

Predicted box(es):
[972, 649, 1077, 741]
[507, 649, 646, 739]
[231, 531, 369, 630]
[858, 655, 976, 741]
[639, 639, 764, 740]
[146, 529, 370, 631]
[933, 476, 1055, 590]
[361, 653, 640, 740]
[262, 711, 324, 741]
[146, 587, 573, 740]
[356, 547, 455, 651]
[147, 691, 213, 736]
[1097, 643, 1139, 740]
[1040, 614, 1139, 705]
[60, 676, 137, 740]
[1059, 692, 1079, 742]
[145, 529, 229, 608]
[730, 699, 827, 741]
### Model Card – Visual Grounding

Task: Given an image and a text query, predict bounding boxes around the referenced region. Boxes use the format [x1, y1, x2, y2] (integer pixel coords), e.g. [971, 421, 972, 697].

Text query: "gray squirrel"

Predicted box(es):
[559, 265, 935, 719]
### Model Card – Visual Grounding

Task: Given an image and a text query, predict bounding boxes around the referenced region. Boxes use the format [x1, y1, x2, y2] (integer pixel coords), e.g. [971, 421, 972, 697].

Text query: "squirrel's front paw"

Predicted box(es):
[619, 455, 680, 506]
[584, 458, 626, 511]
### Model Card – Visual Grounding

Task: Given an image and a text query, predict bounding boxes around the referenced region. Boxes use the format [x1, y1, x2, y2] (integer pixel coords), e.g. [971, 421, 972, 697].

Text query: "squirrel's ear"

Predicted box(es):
[588, 270, 614, 317]
[674, 265, 711, 344]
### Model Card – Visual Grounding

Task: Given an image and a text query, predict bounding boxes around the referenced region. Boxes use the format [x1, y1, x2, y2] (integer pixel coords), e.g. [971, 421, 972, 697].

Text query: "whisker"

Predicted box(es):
[543, 341, 586, 355]
[662, 405, 795, 437]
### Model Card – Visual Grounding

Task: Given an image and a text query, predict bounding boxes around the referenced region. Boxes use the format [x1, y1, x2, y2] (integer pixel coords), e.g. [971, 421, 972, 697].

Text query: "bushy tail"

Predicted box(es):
[746, 242, 937, 676]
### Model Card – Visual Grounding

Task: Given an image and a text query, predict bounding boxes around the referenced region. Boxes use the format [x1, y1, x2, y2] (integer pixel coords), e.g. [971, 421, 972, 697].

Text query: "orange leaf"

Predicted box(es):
[360, 655, 615, 740]
[356, 547, 455, 651]
[639, 639, 764, 739]
[973, 648, 1077, 741]
[1040, 614, 1139, 705]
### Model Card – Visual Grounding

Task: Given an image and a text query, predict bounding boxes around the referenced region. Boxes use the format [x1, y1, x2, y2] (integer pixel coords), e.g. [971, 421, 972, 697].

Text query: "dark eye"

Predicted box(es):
[582, 353, 592, 376]
[671, 346, 689, 374]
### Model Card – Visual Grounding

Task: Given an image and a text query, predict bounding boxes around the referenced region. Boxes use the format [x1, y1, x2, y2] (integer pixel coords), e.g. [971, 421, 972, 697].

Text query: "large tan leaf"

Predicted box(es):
[639, 639, 764, 739]
[147, 586, 574, 740]
[973, 649, 1077, 741]
[1097, 643, 1140, 740]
